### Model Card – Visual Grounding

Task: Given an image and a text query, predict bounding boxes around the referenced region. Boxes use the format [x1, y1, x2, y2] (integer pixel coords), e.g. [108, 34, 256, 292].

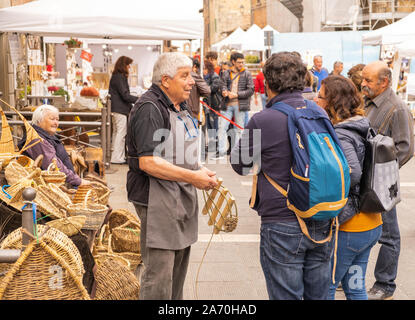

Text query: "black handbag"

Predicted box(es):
[359, 128, 401, 213]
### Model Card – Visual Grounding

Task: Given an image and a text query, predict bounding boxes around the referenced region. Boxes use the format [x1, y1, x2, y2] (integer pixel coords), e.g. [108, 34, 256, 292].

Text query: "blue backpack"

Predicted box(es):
[262, 100, 351, 243]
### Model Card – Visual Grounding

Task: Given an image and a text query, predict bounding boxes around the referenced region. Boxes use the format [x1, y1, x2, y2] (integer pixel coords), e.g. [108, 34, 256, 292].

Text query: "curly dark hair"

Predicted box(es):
[321, 75, 364, 124]
[263, 52, 307, 94]
[347, 63, 365, 92]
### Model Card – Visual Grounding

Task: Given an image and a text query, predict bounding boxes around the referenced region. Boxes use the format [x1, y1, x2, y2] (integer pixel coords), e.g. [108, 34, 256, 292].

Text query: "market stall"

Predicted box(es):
[0, 0, 203, 300]
[0, 0, 203, 166]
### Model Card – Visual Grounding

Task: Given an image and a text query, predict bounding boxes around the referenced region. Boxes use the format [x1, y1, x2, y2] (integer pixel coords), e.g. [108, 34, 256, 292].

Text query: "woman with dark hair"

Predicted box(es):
[317, 75, 382, 300]
[109, 56, 137, 164]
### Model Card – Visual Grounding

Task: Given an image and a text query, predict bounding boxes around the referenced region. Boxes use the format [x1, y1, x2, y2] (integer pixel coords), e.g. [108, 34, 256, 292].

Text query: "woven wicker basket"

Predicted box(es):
[4, 160, 30, 185]
[46, 215, 86, 237]
[35, 187, 66, 220]
[93, 255, 140, 300]
[72, 187, 98, 205]
[108, 235, 142, 272]
[0, 225, 85, 279]
[67, 202, 108, 231]
[38, 183, 72, 211]
[0, 239, 90, 300]
[89, 182, 111, 205]
[94, 253, 130, 269]
[108, 209, 140, 231]
[110, 221, 140, 253]
[41, 162, 66, 186]
[3, 178, 36, 204]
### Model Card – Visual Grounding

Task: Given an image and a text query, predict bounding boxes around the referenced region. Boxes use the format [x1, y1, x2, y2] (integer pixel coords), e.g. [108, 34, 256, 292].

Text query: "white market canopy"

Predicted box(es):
[362, 11, 415, 46]
[241, 24, 265, 51]
[212, 24, 279, 52]
[0, 0, 203, 40]
[211, 27, 246, 51]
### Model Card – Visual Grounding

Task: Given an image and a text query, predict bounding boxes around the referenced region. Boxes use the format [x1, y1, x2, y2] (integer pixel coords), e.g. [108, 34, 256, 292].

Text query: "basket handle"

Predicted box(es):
[47, 159, 58, 173]
[107, 234, 113, 254]
[83, 189, 92, 207]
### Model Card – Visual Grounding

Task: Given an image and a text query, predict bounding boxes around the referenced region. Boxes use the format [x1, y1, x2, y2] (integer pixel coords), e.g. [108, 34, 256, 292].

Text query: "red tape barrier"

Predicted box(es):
[200, 100, 244, 130]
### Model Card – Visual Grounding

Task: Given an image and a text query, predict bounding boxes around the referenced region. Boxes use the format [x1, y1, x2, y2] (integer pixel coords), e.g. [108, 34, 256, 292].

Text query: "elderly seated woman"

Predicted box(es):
[18, 104, 90, 188]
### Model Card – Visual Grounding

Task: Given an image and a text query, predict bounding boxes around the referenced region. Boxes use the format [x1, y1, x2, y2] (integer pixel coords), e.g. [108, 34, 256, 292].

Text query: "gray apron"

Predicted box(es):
[146, 109, 200, 250]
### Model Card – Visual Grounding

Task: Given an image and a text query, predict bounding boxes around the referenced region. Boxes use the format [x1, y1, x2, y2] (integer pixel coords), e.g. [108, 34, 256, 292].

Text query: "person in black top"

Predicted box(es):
[109, 56, 137, 164]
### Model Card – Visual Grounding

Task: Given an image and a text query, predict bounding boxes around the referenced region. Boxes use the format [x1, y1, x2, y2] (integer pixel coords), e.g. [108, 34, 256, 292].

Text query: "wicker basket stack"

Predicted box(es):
[94, 209, 142, 272]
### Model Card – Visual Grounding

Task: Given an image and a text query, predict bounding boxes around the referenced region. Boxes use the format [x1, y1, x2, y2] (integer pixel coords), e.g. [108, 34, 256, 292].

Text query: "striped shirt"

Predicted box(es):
[364, 87, 414, 168]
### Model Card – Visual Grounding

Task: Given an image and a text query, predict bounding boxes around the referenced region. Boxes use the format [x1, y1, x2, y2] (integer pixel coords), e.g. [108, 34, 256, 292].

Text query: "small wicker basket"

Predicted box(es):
[67, 201, 108, 231]
[41, 162, 66, 186]
[108, 235, 142, 272]
[108, 209, 140, 231]
[46, 215, 86, 237]
[111, 221, 140, 253]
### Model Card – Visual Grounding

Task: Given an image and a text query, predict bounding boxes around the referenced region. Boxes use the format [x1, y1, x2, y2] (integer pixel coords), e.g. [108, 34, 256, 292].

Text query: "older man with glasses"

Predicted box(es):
[126, 52, 218, 300]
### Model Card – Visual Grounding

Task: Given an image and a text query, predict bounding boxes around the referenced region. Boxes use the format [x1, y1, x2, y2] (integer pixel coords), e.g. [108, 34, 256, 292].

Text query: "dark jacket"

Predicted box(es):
[109, 73, 138, 116]
[204, 72, 221, 110]
[230, 91, 307, 223]
[186, 71, 211, 118]
[221, 69, 254, 112]
[18, 125, 81, 187]
[364, 87, 414, 168]
[334, 116, 370, 225]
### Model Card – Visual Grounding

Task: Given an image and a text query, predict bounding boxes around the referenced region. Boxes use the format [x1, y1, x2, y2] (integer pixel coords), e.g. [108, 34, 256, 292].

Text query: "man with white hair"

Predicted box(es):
[311, 55, 329, 91]
[362, 60, 414, 300]
[126, 52, 218, 300]
[18, 104, 90, 187]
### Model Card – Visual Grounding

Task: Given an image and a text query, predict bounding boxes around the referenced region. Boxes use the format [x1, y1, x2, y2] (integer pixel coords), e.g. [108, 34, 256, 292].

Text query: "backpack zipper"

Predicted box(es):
[324, 136, 345, 199]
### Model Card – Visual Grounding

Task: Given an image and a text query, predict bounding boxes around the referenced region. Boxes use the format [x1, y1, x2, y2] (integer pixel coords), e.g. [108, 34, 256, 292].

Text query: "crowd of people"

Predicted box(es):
[103, 49, 414, 300]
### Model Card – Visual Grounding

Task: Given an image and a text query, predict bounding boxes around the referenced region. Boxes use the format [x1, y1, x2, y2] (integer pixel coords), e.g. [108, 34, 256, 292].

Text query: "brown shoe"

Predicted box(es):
[367, 287, 394, 300]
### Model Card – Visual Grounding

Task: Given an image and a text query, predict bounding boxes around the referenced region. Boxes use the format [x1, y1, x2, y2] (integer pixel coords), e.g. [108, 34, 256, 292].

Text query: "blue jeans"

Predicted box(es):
[260, 220, 334, 300]
[328, 225, 382, 300]
[373, 206, 400, 294]
[217, 105, 244, 155]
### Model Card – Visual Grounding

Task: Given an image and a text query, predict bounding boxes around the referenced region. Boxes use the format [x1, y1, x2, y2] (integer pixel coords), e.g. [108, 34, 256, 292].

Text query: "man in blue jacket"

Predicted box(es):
[311, 55, 329, 91]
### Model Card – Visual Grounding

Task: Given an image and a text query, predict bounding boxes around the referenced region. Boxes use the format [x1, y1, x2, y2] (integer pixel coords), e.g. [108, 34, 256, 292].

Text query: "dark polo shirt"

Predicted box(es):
[126, 84, 189, 205]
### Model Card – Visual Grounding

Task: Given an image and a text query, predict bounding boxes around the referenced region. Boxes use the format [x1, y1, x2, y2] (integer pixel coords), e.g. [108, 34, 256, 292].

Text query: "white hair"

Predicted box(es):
[152, 52, 192, 85]
[32, 104, 59, 125]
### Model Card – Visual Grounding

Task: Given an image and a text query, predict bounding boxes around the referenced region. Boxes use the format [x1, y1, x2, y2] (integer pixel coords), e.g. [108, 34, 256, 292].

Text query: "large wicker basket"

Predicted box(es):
[93, 255, 140, 300]
[0, 225, 85, 279]
[4, 160, 30, 186]
[0, 226, 89, 300]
